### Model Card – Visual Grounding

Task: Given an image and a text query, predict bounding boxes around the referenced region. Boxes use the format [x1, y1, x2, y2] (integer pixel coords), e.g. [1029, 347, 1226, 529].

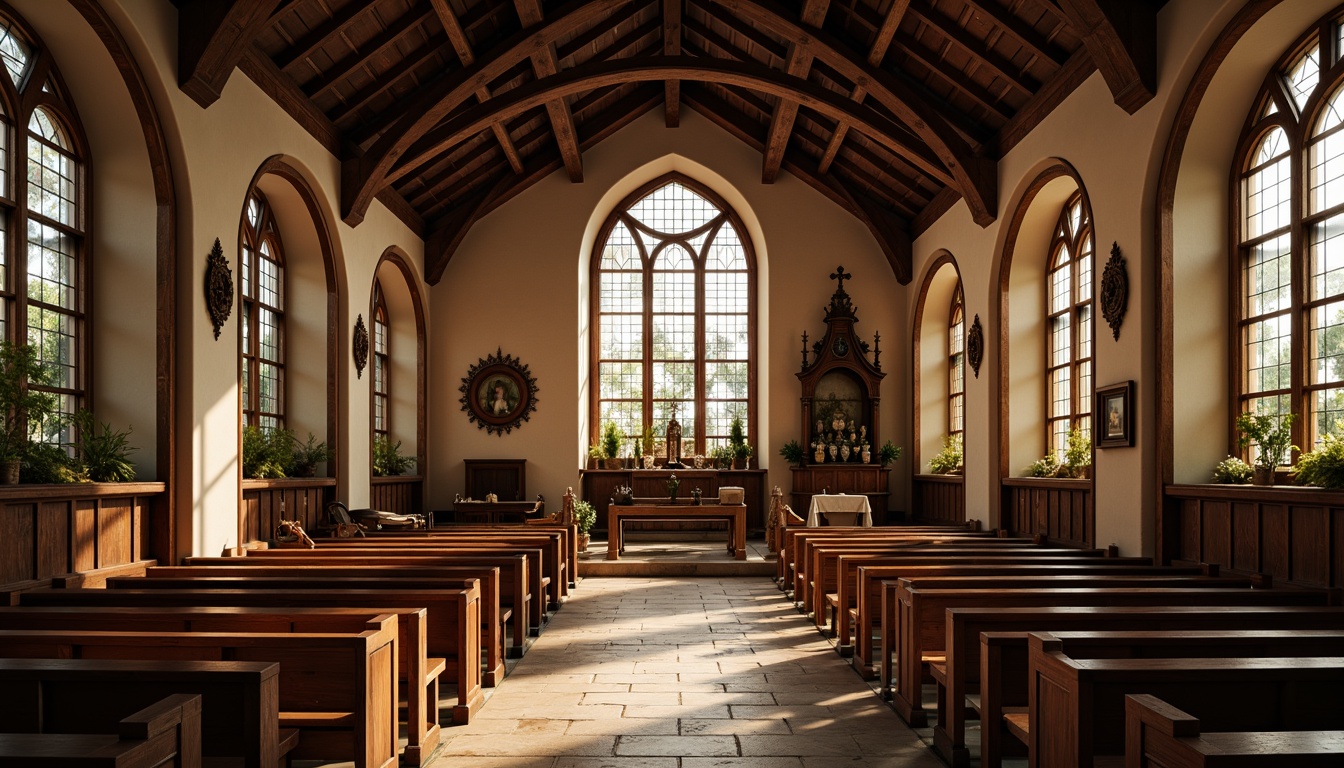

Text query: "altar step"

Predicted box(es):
[577, 534, 776, 577]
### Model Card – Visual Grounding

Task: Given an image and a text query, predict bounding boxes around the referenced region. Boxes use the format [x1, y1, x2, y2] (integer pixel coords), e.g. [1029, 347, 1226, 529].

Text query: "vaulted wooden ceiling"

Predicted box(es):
[175, 0, 1161, 284]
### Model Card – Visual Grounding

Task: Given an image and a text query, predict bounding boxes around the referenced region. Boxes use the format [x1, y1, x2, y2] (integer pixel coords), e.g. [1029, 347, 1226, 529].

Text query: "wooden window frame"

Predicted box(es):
[372, 280, 389, 441]
[1044, 190, 1094, 454]
[588, 173, 757, 457]
[948, 284, 964, 440]
[239, 190, 286, 431]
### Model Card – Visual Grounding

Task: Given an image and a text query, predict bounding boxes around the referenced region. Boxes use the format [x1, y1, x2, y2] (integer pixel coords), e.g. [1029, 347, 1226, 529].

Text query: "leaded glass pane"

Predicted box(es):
[27, 302, 74, 388]
[599, 400, 642, 439]
[1051, 368, 1071, 419]
[652, 361, 694, 400]
[1245, 234, 1292, 315]
[652, 270, 693, 313]
[600, 315, 642, 359]
[1078, 360, 1092, 415]
[1078, 304, 1093, 361]
[1310, 115, 1344, 213]
[1309, 300, 1344, 385]
[1318, 84, 1344, 133]
[1246, 137, 1290, 238]
[704, 400, 746, 441]
[27, 220, 73, 309]
[599, 270, 642, 312]
[705, 314, 748, 359]
[598, 361, 642, 399]
[1310, 214, 1344, 300]
[706, 223, 746, 269]
[1244, 395, 1292, 465]
[0, 19, 29, 87]
[651, 314, 694, 359]
[705, 362, 748, 399]
[1050, 260, 1071, 313]
[628, 182, 719, 233]
[1314, 387, 1344, 444]
[704, 271, 747, 313]
[1245, 315, 1293, 392]
[654, 243, 694, 271]
[27, 114, 76, 227]
[1285, 42, 1321, 111]
[601, 222, 640, 269]
[1050, 315, 1071, 367]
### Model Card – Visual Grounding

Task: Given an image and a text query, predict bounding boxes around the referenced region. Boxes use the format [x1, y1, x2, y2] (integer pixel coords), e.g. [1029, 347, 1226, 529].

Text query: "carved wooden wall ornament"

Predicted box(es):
[204, 238, 232, 340]
[967, 314, 984, 378]
[460, 348, 540, 436]
[1100, 241, 1128, 341]
[353, 314, 369, 378]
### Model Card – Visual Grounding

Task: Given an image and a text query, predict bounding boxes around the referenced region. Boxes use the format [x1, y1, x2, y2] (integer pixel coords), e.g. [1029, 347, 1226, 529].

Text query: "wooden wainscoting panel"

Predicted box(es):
[1261, 503, 1289, 582]
[1290, 504, 1330, 587]
[97, 498, 133, 568]
[73, 500, 97, 572]
[1200, 500, 1231, 574]
[36, 503, 68, 579]
[1232, 501, 1260, 574]
[1001, 478, 1093, 549]
[0, 503, 34, 584]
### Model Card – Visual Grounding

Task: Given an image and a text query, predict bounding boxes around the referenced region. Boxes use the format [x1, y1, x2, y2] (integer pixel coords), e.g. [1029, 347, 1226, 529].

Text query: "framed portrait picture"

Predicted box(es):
[1095, 380, 1133, 448]
[459, 348, 539, 436]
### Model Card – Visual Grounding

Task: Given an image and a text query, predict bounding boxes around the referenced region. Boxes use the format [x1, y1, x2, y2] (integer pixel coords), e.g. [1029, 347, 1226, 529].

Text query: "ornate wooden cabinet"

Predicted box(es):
[789, 267, 889, 518]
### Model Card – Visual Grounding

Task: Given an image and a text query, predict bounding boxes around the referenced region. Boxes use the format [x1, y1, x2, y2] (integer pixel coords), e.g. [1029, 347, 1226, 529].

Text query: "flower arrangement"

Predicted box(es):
[928, 434, 963, 474]
[1291, 433, 1344, 488]
[1211, 455, 1253, 484]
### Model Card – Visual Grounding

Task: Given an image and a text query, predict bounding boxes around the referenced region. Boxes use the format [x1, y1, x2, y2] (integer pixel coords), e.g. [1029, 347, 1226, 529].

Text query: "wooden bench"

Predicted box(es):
[0, 658, 294, 768]
[0, 603, 454, 763]
[775, 523, 984, 583]
[414, 523, 578, 588]
[1125, 693, 1344, 768]
[1026, 633, 1344, 768]
[396, 528, 573, 603]
[0, 619, 401, 768]
[972, 613, 1344, 768]
[0, 692, 201, 768]
[788, 532, 1023, 601]
[882, 583, 1333, 726]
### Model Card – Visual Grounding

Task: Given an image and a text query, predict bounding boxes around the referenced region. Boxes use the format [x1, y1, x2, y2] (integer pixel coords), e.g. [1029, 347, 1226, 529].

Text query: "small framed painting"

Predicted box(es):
[1095, 380, 1133, 448]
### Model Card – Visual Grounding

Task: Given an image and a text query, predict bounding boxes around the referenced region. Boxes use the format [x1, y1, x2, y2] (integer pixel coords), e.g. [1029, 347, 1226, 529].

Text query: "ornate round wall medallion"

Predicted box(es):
[204, 238, 232, 340]
[1100, 241, 1128, 341]
[353, 314, 369, 378]
[967, 314, 984, 379]
[832, 336, 849, 357]
[460, 348, 540, 436]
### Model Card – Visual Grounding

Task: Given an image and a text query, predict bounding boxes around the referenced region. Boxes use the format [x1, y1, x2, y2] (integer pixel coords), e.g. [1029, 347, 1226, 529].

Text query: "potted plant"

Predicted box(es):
[1062, 427, 1091, 479]
[0, 341, 63, 484]
[74, 411, 137, 483]
[242, 425, 292, 479]
[1025, 452, 1062, 478]
[1291, 433, 1344, 488]
[290, 432, 332, 477]
[928, 434, 963, 474]
[1236, 411, 1296, 485]
[728, 415, 753, 469]
[587, 442, 606, 469]
[373, 434, 415, 476]
[779, 439, 804, 466]
[601, 421, 622, 470]
[572, 499, 596, 551]
[878, 440, 902, 467]
[641, 425, 656, 469]
[1211, 455, 1253, 484]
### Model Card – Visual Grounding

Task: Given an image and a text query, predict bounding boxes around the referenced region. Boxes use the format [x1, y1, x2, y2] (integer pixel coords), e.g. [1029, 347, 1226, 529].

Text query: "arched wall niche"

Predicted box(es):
[912, 251, 961, 470]
[995, 159, 1086, 487]
[576, 154, 770, 464]
[1160, 0, 1341, 486]
[372, 246, 427, 478]
[240, 156, 343, 484]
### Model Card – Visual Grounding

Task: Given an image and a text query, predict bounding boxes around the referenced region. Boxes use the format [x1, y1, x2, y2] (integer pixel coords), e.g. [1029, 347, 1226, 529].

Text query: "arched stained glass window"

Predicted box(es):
[1045, 191, 1094, 455]
[948, 285, 964, 440]
[240, 191, 285, 430]
[373, 281, 389, 441]
[591, 175, 756, 456]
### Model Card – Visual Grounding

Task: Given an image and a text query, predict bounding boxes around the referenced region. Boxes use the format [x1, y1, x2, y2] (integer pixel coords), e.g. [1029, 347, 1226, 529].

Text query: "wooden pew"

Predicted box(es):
[397, 524, 578, 591]
[241, 546, 545, 638]
[1125, 693, 1344, 768]
[0, 692, 201, 768]
[0, 658, 292, 768]
[0, 619, 401, 768]
[1026, 633, 1344, 768]
[788, 532, 1020, 601]
[775, 523, 984, 583]
[0, 604, 454, 763]
[882, 583, 1333, 726]
[163, 557, 515, 674]
[973, 614, 1344, 768]
[848, 553, 1155, 675]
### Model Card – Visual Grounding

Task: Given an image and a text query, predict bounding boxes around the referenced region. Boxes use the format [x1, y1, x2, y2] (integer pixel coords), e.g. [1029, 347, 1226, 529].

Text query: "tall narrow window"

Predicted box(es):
[1234, 13, 1344, 460]
[948, 285, 965, 440]
[1045, 192, 1094, 455]
[373, 281, 389, 441]
[240, 192, 285, 430]
[592, 175, 756, 456]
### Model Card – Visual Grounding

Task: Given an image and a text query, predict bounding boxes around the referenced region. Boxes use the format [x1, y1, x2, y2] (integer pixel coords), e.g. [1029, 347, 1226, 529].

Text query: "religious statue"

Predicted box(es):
[765, 486, 787, 553]
[666, 403, 683, 467]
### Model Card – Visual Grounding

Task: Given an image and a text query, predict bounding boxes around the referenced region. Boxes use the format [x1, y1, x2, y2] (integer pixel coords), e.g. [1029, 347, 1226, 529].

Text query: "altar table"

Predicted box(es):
[806, 493, 873, 527]
[606, 503, 747, 560]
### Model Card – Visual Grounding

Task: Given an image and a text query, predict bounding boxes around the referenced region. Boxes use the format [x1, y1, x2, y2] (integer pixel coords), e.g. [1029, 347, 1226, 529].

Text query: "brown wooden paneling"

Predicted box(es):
[370, 476, 423, 516]
[1291, 505, 1329, 587]
[1201, 500, 1231, 573]
[36, 503, 68, 579]
[97, 499, 132, 568]
[0, 504, 33, 584]
[1262, 504, 1289, 581]
[73, 501, 96, 572]
[239, 478, 335, 545]
[912, 475, 965, 525]
[1180, 498, 1200, 562]
[1232, 502, 1259, 573]
[1001, 478, 1092, 549]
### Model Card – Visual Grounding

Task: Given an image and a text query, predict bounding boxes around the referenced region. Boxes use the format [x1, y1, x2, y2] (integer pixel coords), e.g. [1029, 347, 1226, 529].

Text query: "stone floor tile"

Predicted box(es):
[428, 756, 555, 768]
[552, 758, 678, 768]
[681, 718, 791, 735]
[679, 691, 777, 706]
[738, 734, 864, 757]
[439, 734, 617, 756]
[564, 719, 680, 736]
[682, 759, 803, 768]
[619, 704, 732, 719]
[614, 735, 739, 756]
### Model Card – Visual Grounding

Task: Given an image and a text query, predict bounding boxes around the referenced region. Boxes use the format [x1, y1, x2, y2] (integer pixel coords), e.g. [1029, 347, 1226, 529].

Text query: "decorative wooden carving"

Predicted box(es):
[1101, 241, 1128, 341]
[353, 314, 369, 379]
[459, 347, 540, 436]
[967, 314, 984, 378]
[204, 238, 232, 340]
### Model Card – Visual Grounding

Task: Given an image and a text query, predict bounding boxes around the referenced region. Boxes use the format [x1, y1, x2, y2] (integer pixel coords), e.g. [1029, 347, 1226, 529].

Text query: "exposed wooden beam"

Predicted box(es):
[515, 0, 584, 182]
[817, 0, 906, 173]
[906, 4, 1038, 98]
[306, 8, 436, 99]
[432, 0, 525, 174]
[341, 0, 631, 226]
[894, 29, 1015, 121]
[238, 46, 341, 153]
[1057, 0, 1157, 113]
[760, 0, 829, 183]
[960, 0, 1066, 66]
[177, 0, 283, 108]
[330, 32, 448, 131]
[664, 0, 682, 126]
[277, 1, 376, 72]
[994, 46, 1096, 156]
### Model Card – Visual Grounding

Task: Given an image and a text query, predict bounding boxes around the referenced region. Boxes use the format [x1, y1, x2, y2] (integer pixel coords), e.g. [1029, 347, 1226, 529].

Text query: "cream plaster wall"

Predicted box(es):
[432, 109, 903, 513]
[915, 260, 959, 469]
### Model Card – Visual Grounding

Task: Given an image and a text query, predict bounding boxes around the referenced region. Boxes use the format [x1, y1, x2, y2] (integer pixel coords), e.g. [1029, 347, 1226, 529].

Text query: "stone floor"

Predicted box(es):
[425, 575, 947, 768]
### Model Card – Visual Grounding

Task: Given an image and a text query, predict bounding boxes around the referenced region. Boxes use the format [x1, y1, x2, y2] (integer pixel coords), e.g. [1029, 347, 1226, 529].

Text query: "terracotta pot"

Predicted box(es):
[578, 533, 590, 552]
[0, 459, 17, 484]
[1253, 466, 1275, 486]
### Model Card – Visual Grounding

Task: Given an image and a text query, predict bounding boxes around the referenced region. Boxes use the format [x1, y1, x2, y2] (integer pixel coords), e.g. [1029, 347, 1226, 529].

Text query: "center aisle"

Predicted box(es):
[429, 576, 944, 767]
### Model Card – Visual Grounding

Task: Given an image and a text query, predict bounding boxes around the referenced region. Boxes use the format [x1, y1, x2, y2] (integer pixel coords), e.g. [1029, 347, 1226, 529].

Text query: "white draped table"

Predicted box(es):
[805, 493, 873, 527]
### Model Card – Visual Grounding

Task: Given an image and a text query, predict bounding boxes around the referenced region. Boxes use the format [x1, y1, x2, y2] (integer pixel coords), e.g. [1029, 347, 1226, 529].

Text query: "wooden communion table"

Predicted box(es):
[606, 503, 748, 560]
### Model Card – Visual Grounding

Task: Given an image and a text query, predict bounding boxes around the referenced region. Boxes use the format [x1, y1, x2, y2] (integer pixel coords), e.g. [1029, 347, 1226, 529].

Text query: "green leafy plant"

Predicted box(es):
[373, 435, 414, 477]
[928, 434, 963, 474]
[601, 421, 622, 461]
[74, 411, 137, 483]
[22, 440, 84, 484]
[1211, 455, 1253, 484]
[242, 425, 292, 479]
[1063, 427, 1092, 478]
[1025, 452, 1062, 478]
[879, 440, 902, 467]
[1291, 433, 1344, 488]
[1236, 411, 1297, 470]
[641, 425, 656, 458]
[728, 415, 753, 466]
[779, 439, 804, 465]
[587, 442, 607, 462]
[708, 445, 732, 469]
[572, 499, 597, 534]
[0, 341, 63, 463]
[290, 432, 332, 477]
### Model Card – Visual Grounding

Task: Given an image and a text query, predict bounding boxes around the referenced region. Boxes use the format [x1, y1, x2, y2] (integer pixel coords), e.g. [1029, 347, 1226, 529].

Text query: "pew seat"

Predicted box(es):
[0, 693, 201, 768]
[1126, 693, 1344, 767]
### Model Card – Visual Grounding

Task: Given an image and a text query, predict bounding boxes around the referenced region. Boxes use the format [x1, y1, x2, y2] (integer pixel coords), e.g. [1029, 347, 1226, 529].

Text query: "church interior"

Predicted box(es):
[0, 0, 1342, 765]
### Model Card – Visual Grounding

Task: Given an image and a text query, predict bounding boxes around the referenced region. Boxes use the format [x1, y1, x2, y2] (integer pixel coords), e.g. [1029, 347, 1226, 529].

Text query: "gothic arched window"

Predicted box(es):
[1045, 191, 1094, 455]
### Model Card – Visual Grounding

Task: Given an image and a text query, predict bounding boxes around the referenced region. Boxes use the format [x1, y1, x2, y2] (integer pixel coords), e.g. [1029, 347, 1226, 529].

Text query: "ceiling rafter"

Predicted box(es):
[816, 0, 906, 173]
[514, 0, 585, 182]
[330, 32, 449, 131]
[556, 2, 646, 60]
[760, 0, 829, 184]
[1056, 0, 1157, 113]
[905, 3, 1038, 98]
[277, 1, 377, 73]
[432, 0, 526, 175]
[894, 29, 1015, 122]
[305, 7, 436, 100]
[177, 0, 284, 108]
[664, 0, 683, 126]
[340, 0, 632, 226]
[959, 0, 1065, 66]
